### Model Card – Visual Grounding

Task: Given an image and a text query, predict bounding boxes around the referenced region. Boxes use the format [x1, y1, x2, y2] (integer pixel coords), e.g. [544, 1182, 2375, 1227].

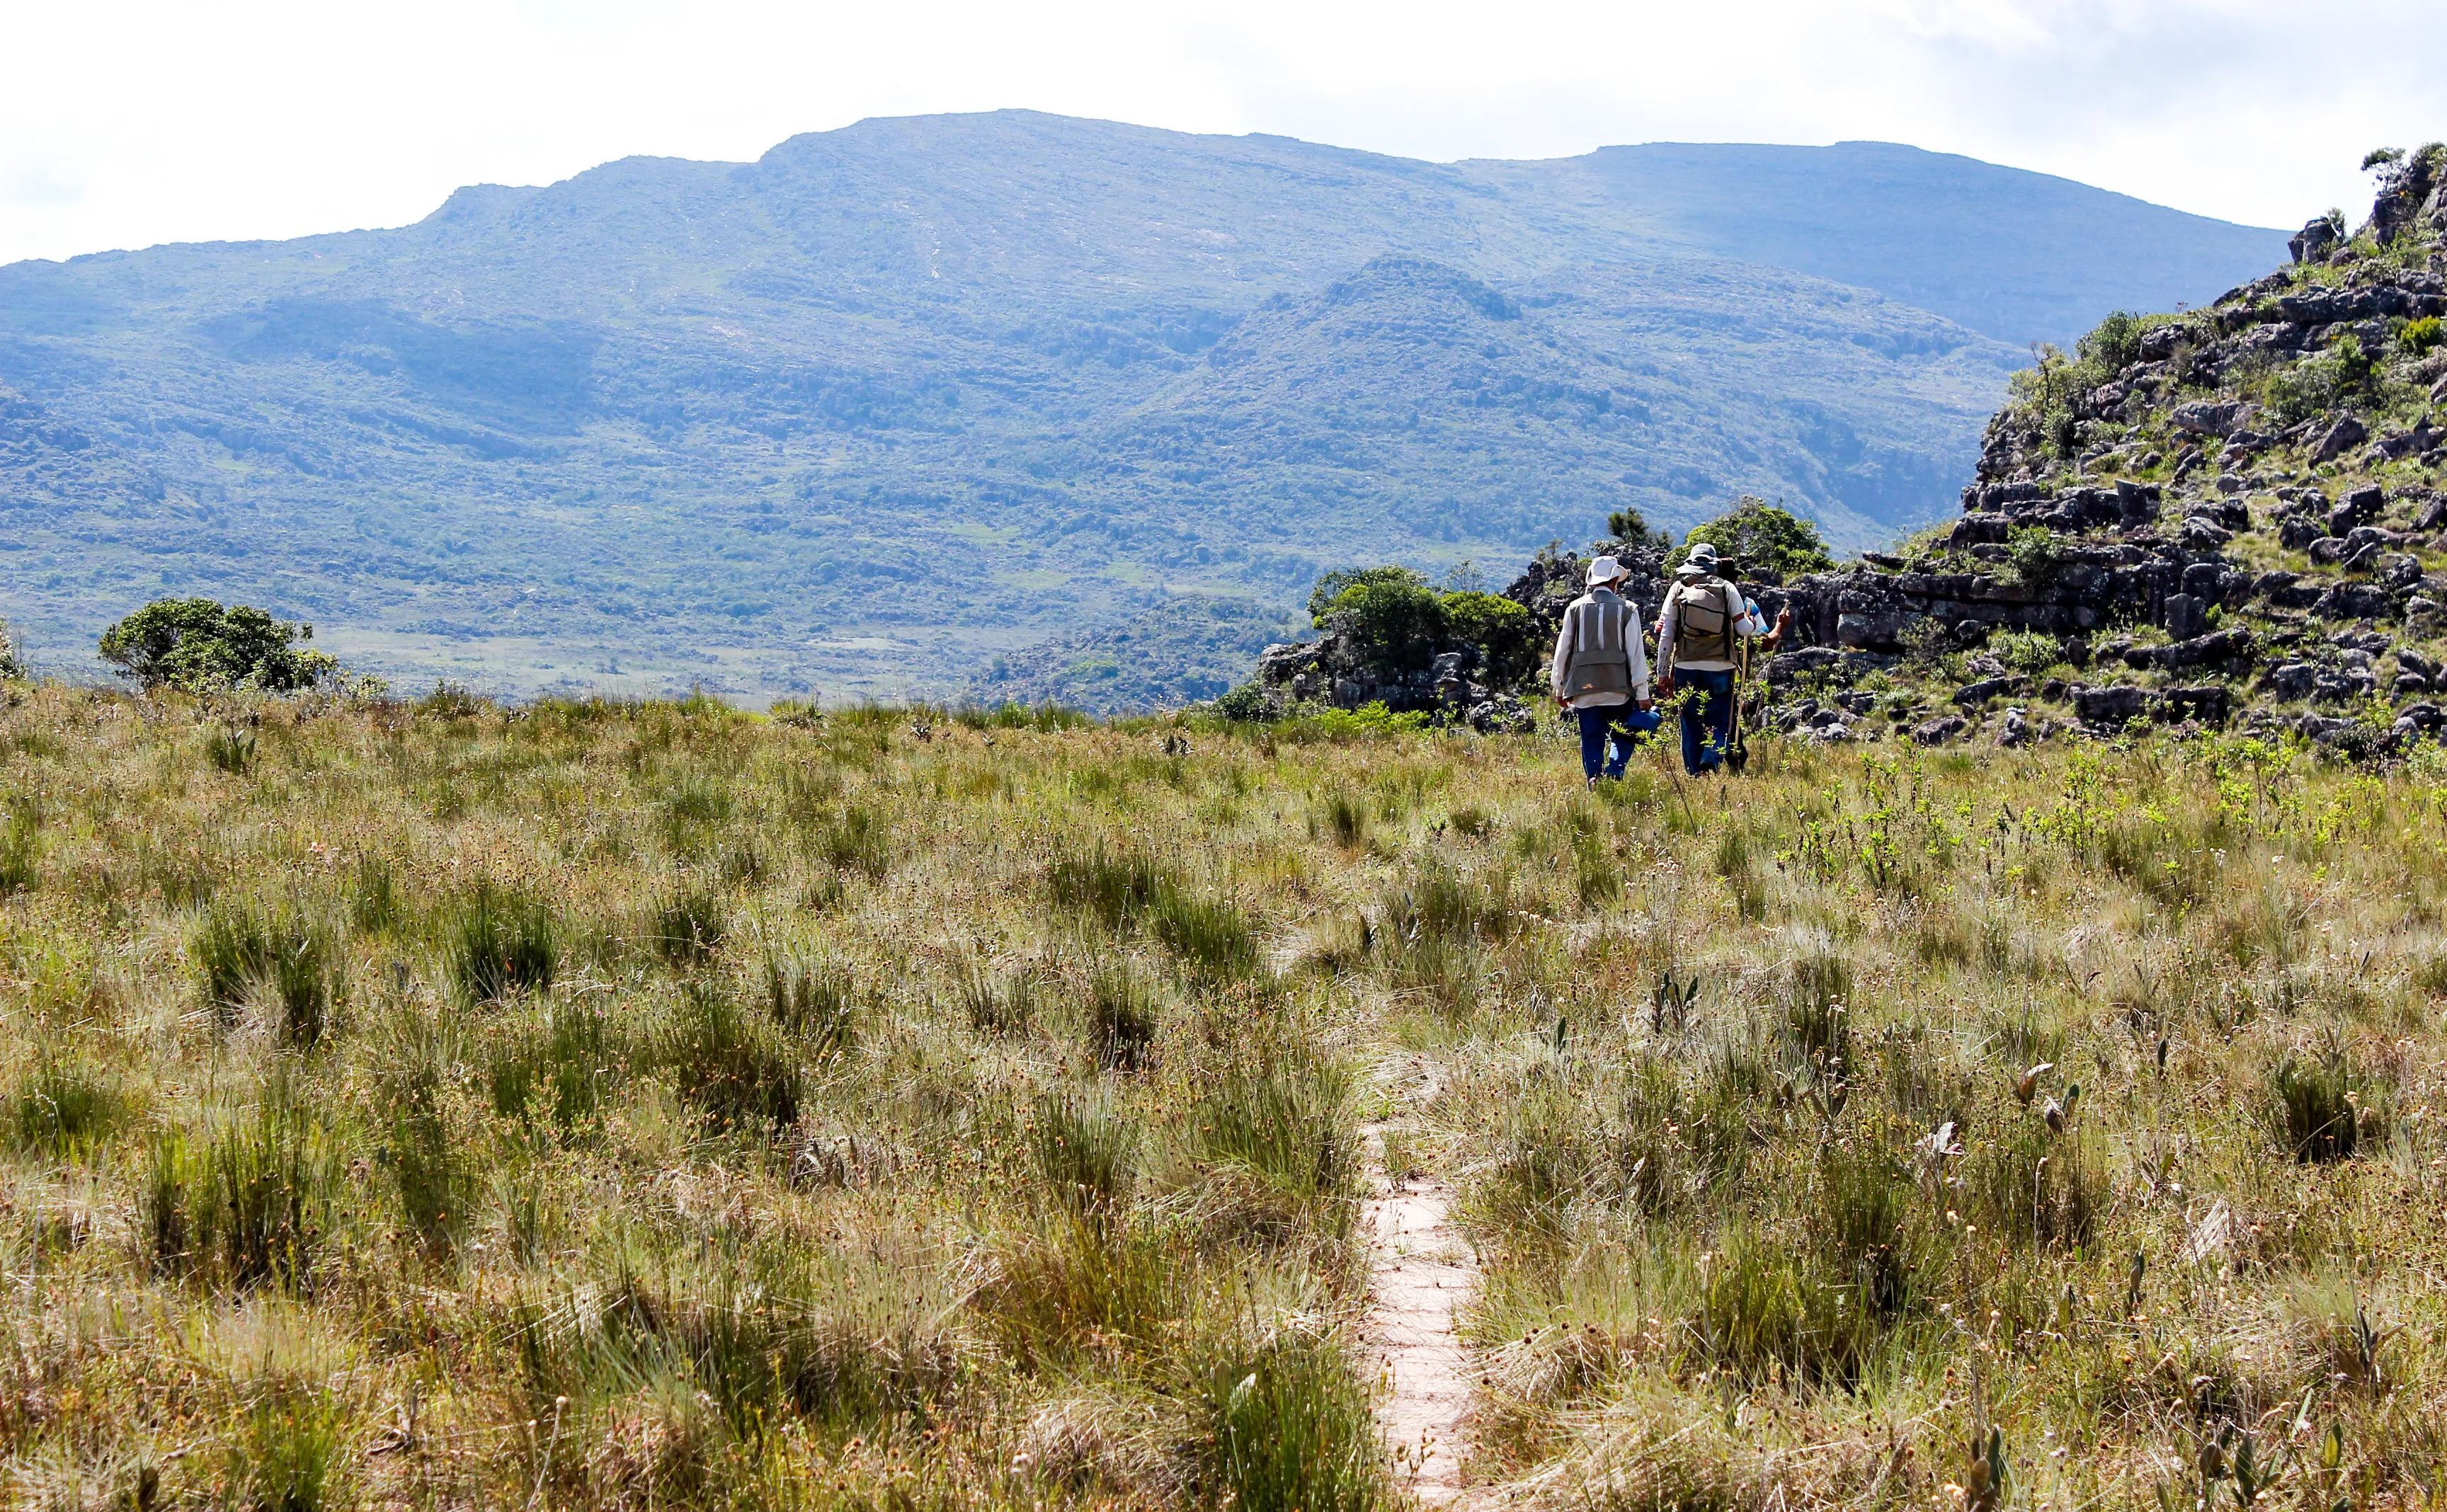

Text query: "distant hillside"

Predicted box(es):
[0, 111, 2284, 700]
[1483, 141, 2288, 350]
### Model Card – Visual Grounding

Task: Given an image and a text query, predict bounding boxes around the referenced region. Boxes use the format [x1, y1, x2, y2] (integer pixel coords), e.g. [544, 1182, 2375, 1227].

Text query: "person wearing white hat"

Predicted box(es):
[1548, 555, 1660, 784]
[1656, 540, 1789, 774]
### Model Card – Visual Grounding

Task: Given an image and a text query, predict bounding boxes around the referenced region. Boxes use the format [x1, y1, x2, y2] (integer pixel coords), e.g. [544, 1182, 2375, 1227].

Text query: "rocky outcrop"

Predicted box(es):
[1753, 144, 2447, 757]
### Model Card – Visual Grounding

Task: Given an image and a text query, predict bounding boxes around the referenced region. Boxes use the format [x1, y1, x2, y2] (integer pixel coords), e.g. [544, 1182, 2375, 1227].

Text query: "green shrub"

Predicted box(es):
[1989, 628, 2067, 675]
[1668, 496, 1835, 583]
[97, 598, 338, 693]
[1443, 591, 1538, 687]
[2402, 315, 2443, 356]
[446, 885, 557, 1003]
[2002, 527, 2065, 590]
[1314, 573, 1448, 671]
[1214, 682, 1278, 723]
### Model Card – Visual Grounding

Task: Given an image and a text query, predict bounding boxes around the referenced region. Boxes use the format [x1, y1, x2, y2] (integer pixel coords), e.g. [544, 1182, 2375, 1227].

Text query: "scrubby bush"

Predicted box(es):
[1442, 590, 1538, 688]
[1668, 496, 1835, 583]
[97, 598, 338, 693]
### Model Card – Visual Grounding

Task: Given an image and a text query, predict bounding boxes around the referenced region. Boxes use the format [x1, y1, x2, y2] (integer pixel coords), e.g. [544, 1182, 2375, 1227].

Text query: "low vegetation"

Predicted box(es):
[0, 680, 2443, 1509]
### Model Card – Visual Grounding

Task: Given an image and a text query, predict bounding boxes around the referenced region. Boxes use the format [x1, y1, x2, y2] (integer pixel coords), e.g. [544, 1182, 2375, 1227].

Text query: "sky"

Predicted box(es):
[3, 0, 2442, 267]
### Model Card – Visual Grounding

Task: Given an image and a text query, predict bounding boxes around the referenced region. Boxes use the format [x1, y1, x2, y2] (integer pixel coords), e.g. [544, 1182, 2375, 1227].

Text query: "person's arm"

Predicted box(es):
[1655, 588, 1679, 693]
[1627, 616, 1651, 705]
[1550, 603, 1577, 706]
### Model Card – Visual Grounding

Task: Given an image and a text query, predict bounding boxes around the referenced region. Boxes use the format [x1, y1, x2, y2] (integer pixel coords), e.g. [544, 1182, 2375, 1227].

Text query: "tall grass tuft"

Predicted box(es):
[0, 808, 38, 893]
[9, 1055, 122, 1159]
[1199, 1328, 1386, 1512]
[665, 981, 802, 1133]
[191, 903, 341, 1047]
[959, 962, 1037, 1036]
[381, 1016, 467, 1256]
[765, 955, 855, 1057]
[812, 804, 891, 880]
[1199, 1057, 1355, 1213]
[488, 1002, 613, 1137]
[1034, 1090, 1138, 1218]
[228, 1382, 348, 1512]
[150, 1089, 336, 1290]
[447, 884, 557, 1003]
[650, 879, 729, 968]
[1086, 966, 1160, 1071]
[1053, 844, 1258, 981]
[1150, 886, 1259, 981]
[2271, 1043, 2386, 1162]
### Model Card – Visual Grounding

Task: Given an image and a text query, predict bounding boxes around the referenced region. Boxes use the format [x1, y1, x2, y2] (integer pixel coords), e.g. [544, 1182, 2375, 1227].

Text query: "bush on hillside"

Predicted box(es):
[1442, 592, 1537, 687]
[1667, 496, 1835, 583]
[1605, 505, 1672, 549]
[98, 598, 338, 694]
[1306, 567, 1430, 626]
[1315, 573, 1449, 671]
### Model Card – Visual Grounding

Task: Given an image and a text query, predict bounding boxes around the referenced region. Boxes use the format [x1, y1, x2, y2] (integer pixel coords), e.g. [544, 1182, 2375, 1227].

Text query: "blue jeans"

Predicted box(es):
[1576, 704, 1661, 780]
[1676, 668, 1736, 774]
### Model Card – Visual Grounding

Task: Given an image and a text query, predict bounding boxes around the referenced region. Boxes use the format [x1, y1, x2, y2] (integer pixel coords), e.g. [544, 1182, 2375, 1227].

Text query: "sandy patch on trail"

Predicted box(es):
[1360, 1122, 1478, 1506]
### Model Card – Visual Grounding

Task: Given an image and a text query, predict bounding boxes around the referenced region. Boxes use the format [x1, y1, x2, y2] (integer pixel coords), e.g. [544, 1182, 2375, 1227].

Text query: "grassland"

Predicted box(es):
[0, 684, 2443, 1508]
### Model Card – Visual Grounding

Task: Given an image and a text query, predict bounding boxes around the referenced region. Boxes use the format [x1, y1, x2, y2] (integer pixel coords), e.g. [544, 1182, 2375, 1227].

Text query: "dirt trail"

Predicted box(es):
[1359, 1121, 1478, 1506]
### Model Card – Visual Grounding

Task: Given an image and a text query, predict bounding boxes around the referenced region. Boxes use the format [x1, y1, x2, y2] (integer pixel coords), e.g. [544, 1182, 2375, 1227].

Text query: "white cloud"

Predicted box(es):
[0, 0, 2441, 265]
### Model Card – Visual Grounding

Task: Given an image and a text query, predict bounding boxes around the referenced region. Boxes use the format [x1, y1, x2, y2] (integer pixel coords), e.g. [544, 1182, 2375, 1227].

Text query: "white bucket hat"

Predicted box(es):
[1676, 541, 1721, 578]
[1585, 555, 1627, 587]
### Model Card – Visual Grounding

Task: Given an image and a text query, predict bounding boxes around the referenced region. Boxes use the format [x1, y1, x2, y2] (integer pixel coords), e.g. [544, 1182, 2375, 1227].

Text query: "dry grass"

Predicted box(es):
[0, 685, 2444, 1508]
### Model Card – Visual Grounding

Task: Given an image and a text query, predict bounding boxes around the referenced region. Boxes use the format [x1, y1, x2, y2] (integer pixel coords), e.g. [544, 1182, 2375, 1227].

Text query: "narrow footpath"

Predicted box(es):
[1359, 1121, 1478, 1506]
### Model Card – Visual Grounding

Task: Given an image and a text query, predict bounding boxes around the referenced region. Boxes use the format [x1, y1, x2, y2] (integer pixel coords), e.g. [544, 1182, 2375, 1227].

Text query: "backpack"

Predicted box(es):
[1672, 578, 1736, 664]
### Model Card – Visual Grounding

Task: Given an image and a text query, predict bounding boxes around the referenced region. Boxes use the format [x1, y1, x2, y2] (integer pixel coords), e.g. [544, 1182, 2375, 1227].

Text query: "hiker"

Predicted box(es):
[1656, 542, 1789, 775]
[1550, 556, 1662, 785]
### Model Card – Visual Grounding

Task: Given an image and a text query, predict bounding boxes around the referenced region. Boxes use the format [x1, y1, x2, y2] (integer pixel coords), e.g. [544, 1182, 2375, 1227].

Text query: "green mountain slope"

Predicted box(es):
[0, 111, 2283, 700]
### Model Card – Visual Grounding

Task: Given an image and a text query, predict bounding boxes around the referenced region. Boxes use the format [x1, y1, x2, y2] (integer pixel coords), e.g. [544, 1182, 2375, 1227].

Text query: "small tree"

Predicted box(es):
[1669, 498, 1835, 584]
[0, 617, 23, 682]
[1307, 566, 1429, 626]
[1605, 507, 1671, 550]
[1444, 592, 1537, 688]
[1317, 573, 1449, 670]
[98, 599, 337, 693]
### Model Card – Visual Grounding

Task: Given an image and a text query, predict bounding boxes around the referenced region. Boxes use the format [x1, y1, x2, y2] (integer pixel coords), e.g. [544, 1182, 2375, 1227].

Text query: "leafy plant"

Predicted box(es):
[97, 598, 338, 693]
[1667, 496, 1835, 583]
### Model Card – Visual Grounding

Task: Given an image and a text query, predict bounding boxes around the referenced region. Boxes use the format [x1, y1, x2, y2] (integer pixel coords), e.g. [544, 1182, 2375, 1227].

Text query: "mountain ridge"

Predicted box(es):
[0, 111, 2287, 700]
